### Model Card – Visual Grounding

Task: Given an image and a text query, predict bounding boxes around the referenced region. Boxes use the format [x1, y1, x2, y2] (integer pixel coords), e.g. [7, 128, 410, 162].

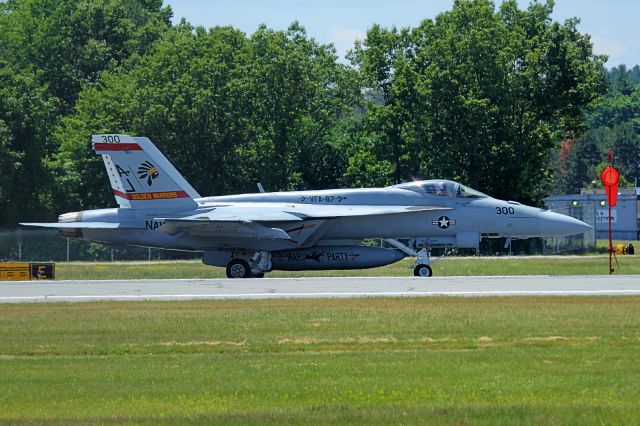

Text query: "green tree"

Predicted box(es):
[586, 86, 640, 131]
[0, 0, 171, 112]
[351, 0, 607, 204]
[555, 61, 640, 193]
[608, 64, 637, 96]
[348, 25, 421, 184]
[0, 64, 57, 225]
[234, 23, 360, 191]
[556, 123, 640, 193]
[556, 128, 607, 193]
[611, 122, 640, 182]
[0, 0, 172, 223]
[50, 23, 359, 211]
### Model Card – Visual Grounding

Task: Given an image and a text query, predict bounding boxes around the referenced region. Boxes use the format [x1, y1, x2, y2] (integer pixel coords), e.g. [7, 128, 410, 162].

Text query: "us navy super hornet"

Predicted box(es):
[22, 135, 592, 278]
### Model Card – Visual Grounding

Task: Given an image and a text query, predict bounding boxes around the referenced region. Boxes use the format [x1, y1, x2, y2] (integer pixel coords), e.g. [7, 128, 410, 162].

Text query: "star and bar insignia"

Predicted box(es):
[432, 216, 456, 229]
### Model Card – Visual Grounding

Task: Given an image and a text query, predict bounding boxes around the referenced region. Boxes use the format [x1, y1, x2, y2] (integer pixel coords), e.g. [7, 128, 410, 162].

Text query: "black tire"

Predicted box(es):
[226, 259, 251, 278]
[413, 264, 432, 277]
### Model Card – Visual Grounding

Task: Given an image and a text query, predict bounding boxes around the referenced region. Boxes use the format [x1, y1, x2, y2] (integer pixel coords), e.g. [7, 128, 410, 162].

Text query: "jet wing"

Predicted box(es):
[158, 203, 449, 240]
[286, 204, 449, 219]
[160, 203, 448, 223]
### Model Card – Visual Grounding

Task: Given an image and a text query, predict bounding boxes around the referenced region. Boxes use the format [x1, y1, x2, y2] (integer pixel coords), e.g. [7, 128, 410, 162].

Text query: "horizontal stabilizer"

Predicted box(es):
[20, 222, 126, 229]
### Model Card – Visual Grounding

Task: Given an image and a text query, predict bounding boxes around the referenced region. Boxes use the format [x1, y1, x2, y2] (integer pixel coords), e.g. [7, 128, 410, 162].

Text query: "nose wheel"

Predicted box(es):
[413, 264, 432, 277]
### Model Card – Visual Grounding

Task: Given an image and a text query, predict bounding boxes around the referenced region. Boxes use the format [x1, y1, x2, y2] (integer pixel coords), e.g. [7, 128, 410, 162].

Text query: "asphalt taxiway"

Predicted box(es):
[0, 275, 639, 303]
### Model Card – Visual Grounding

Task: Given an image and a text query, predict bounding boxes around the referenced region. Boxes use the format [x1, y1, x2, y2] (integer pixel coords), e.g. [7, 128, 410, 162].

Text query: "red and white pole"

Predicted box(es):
[608, 195, 613, 274]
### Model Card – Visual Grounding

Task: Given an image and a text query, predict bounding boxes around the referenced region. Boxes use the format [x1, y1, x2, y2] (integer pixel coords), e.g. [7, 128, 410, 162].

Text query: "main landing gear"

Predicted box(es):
[226, 259, 251, 278]
[225, 251, 271, 279]
[384, 239, 445, 277]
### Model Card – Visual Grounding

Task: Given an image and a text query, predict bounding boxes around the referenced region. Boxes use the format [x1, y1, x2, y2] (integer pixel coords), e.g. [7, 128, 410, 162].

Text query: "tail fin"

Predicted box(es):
[92, 134, 201, 210]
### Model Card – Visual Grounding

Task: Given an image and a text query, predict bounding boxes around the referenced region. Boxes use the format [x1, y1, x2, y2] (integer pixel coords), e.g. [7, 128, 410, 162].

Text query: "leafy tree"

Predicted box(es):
[555, 127, 607, 193]
[608, 64, 640, 95]
[0, 0, 614, 223]
[0, 0, 172, 112]
[555, 61, 640, 193]
[348, 25, 421, 184]
[0, 0, 172, 224]
[228, 22, 360, 191]
[556, 123, 640, 193]
[49, 23, 359, 211]
[0, 64, 57, 225]
[586, 86, 640, 131]
[612, 122, 640, 182]
[350, 0, 607, 204]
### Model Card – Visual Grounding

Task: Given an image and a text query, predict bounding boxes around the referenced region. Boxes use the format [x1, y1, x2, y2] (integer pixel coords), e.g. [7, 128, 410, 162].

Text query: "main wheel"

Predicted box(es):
[226, 259, 251, 278]
[413, 264, 432, 277]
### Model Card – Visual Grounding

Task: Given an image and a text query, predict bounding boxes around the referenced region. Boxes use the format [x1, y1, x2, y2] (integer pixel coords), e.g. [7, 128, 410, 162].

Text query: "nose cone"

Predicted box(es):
[538, 211, 592, 237]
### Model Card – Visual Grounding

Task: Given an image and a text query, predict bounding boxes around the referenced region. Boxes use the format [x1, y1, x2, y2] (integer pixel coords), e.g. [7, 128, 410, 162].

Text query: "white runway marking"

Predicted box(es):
[0, 275, 639, 303]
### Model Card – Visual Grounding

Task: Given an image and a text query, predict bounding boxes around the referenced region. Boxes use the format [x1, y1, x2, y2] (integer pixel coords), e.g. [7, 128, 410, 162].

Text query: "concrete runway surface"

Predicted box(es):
[0, 275, 639, 303]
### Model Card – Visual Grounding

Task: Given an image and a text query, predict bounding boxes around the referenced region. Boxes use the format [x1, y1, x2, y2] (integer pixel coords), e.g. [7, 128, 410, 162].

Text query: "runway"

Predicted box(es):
[1, 275, 639, 303]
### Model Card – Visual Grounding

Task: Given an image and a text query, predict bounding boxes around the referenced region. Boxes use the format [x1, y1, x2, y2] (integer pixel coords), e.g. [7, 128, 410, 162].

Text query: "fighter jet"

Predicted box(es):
[22, 134, 592, 278]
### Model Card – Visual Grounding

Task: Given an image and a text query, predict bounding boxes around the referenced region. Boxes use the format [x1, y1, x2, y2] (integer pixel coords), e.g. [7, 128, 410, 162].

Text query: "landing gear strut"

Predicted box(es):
[384, 239, 446, 278]
[225, 251, 272, 279]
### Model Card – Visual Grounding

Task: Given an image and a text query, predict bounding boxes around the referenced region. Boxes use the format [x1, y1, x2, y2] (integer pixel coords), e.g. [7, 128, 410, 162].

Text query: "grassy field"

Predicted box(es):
[1, 297, 640, 424]
[53, 255, 640, 280]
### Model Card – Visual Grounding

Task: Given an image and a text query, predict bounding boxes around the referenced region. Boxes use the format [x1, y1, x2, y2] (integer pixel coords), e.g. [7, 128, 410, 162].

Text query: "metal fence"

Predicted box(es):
[542, 205, 597, 254]
[0, 229, 198, 262]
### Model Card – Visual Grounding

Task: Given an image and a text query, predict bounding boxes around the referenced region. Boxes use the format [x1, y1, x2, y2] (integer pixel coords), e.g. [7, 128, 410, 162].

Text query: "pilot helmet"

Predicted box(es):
[436, 182, 448, 195]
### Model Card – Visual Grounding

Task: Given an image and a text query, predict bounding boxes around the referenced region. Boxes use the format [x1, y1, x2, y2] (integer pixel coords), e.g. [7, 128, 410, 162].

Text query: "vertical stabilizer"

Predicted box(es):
[92, 134, 200, 210]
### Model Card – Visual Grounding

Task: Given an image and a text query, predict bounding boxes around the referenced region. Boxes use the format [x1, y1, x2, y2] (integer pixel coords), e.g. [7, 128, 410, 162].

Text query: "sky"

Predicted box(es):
[164, 0, 639, 68]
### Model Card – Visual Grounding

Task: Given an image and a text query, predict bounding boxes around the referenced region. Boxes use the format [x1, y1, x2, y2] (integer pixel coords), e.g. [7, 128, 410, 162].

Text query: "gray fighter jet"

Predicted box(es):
[22, 134, 591, 278]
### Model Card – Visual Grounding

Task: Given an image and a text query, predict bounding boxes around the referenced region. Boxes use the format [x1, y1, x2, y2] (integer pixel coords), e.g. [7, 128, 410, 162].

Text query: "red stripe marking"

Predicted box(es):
[93, 143, 142, 151]
[112, 189, 190, 200]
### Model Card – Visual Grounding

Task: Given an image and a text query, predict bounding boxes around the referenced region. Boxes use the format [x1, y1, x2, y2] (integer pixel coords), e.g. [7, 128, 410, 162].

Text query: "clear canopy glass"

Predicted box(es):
[393, 180, 488, 199]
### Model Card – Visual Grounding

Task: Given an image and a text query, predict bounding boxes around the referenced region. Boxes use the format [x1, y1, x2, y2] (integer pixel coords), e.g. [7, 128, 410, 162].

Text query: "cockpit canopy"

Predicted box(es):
[393, 180, 489, 199]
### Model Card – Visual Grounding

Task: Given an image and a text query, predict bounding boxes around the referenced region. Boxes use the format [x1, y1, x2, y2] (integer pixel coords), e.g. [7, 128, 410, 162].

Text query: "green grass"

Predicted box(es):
[53, 255, 640, 280]
[1, 297, 640, 424]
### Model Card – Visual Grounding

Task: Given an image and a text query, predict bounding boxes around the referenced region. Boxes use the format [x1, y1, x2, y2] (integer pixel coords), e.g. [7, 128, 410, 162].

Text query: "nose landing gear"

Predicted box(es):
[413, 263, 433, 277]
[384, 239, 445, 277]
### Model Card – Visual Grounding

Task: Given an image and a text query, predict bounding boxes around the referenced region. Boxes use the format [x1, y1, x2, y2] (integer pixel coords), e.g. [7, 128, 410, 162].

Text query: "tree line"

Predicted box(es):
[553, 64, 640, 192]
[0, 0, 628, 226]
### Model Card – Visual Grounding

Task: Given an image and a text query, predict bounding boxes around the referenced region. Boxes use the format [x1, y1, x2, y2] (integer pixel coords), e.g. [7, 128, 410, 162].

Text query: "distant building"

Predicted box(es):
[545, 188, 639, 240]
